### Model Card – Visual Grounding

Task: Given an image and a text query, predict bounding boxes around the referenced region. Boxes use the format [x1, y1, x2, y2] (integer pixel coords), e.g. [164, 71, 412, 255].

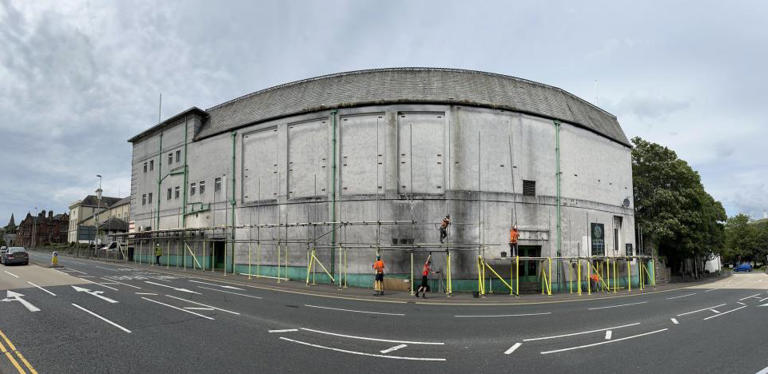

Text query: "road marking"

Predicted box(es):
[0, 338, 26, 374]
[279, 337, 446, 361]
[455, 312, 551, 318]
[140, 297, 215, 320]
[709, 309, 720, 314]
[94, 265, 119, 272]
[523, 322, 640, 342]
[72, 285, 119, 303]
[27, 281, 56, 296]
[504, 342, 522, 355]
[3, 271, 19, 278]
[1, 290, 40, 312]
[756, 364, 768, 374]
[102, 277, 142, 289]
[166, 294, 241, 315]
[184, 307, 214, 311]
[703, 288, 718, 293]
[269, 329, 298, 333]
[145, 281, 200, 294]
[196, 286, 262, 299]
[301, 327, 444, 345]
[135, 292, 157, 295]
[739, 293, 761, 301]
[737, 302, 746, 306]
[587, 301, 647, 310]
[189, 279, 244, 290]
[304, 304, 404, 316]
[677, 304, 726, 316]
[540, 328, 668, 355]
[71, 303, 131, 333]
[79, 275, 96, 278]
[666, 293, 696, 300]
[670, 318, 679, 325]
[381, 344, 408, 354]
[703, 305, 747, 320]
[605, 330, 612, 340]
[0, 328, 37, 374]
[92, 283, 119, 291]
[758, 297, 768, 303]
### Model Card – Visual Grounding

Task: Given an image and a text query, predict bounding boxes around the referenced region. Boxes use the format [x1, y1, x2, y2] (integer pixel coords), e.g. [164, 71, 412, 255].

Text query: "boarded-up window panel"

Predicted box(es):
[243, 128, 278, 202]
[288, 119, 328, 198]
[340, 114, 385, 195]
[398, 113, 445, 194]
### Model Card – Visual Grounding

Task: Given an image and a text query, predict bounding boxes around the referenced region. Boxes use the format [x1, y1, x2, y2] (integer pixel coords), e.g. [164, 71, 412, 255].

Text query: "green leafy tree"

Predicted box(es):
[631, 137, 726, 273]
[723, 214, 759, 263]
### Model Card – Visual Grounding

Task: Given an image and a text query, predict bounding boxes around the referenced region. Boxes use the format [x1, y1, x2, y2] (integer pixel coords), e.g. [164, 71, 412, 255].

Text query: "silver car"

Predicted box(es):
[1, 247, 29, 265]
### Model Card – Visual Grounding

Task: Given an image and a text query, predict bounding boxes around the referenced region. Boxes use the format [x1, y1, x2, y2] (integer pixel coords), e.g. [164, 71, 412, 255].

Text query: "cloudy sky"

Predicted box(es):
[1, 0, 766, 225]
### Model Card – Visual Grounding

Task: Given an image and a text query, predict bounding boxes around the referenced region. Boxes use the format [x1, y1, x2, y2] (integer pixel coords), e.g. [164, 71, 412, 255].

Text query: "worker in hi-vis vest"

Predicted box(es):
[155, 244, 162, 266]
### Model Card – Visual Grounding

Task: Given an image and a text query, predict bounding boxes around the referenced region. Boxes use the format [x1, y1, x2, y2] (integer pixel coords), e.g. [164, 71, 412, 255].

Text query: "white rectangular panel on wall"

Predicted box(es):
[242, 128, 278, 202]
[340, 113, 385, 195]
[455, 109, 515, 192]
[397, 112, 445, 194]
[288, 119, 328, 199]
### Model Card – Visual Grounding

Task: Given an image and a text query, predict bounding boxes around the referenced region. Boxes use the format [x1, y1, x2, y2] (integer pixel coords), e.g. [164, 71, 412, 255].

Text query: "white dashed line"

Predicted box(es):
[279, 337, 446, 361]
[588, 301, 647, 310]
[141, 297, 214, 320]
[269, 329, 298, 333]
[739, 293, 761, 301]
[540, 329, 668, 355]
[301, 328, 444, 345]
[455, 312, 551, 318]
[523, 322, 640, 342]
[504, 343, 522, 355]
[666, 293, 696, 300]
[677, 304, 726, 316]
[27, 281, 56, 296]
[135, 292, 157, 295]
[102, 277, 142, 289]
[709, 309, 720, 314]
[670, 318, 679, 325]
[605, 330, 612, 340]
[305, 304, 404, 316]
[703, 305, 747, 321]
[381, 344, 408, 354]
[3, 271, 19, 278]
[196, 286, 261, 299]
[166, 294, 241, 315]
[72, 303, 131, 333]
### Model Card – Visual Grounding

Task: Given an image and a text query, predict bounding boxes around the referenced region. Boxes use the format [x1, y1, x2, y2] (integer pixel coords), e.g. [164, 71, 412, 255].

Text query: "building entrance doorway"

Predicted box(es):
[211, 241, 226, 270]
[518, 245, 541, 282]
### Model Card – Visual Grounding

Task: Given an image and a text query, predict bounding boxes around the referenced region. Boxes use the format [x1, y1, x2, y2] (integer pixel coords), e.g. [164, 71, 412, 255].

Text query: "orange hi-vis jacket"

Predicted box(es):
[509, 229, 519, 244]
[373, 260, 385, 274]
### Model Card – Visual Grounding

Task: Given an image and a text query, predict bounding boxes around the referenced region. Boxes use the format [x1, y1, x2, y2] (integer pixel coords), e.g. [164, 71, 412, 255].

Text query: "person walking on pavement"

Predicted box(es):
[509, 225, 519, 257]
[439, 215, 451, 243]
[415, 255, 439, 298]
[372, 255, 385, 296]
[155, 243, 162, 266]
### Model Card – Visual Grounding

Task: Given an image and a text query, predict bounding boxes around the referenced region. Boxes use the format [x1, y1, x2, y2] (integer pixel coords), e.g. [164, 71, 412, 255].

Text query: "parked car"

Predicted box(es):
[0, 246, 7, 256]
[733, 263, 752, 272]
[1, 247, 29, 266]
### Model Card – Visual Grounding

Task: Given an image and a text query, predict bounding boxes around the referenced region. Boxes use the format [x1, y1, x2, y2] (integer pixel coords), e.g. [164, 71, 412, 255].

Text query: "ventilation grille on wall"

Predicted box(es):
[523, 180, 536, 196]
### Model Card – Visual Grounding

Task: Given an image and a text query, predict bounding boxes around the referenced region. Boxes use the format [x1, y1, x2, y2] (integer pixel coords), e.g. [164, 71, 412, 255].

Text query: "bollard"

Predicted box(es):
[51, 251, 59, 267]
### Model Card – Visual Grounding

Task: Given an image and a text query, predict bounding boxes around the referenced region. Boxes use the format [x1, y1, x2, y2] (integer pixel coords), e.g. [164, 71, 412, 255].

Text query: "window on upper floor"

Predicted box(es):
[176, 150, 181, 163]
[215, 177, 222, 193]
[523, 180, 536, 196]
[149, 160, 154, 171]
[199, 181, 206, 195]
[142, 194, 146, 206]
[174, 186, 180, 199]
[167, 188, 172, 200]
[148, 192, 153, 204]
[143, 162, 147, 173]
[168, 153, 173, 165]
[190, 182, 196, 196]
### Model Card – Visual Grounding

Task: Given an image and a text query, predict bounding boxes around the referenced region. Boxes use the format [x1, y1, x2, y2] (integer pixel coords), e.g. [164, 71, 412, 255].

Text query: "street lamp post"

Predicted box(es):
[96, 175, 102, 248]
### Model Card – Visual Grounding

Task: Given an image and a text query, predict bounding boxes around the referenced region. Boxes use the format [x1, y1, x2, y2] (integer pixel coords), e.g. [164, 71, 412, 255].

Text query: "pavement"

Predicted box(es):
[0, 250, 764, 373]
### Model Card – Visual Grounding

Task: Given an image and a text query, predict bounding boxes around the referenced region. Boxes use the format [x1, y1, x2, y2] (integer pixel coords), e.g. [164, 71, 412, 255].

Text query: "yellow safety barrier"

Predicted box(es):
[446, 251, 452, 296]
[480, 258, 515, 294]
[306, 247, 335, 285]
[539, 257, 552, 296]
[577, 258, 582, 295]
[477, 256, 485, 296]
[184, 243, 202, 269]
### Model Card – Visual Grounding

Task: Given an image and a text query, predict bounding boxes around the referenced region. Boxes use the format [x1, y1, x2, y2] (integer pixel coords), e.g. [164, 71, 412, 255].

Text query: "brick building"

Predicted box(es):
[17, 210, 69, 247]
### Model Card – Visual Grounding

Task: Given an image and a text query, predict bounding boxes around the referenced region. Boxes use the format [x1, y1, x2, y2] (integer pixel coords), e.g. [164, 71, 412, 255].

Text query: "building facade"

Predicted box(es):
[17, 210, 69, 247]
[128, 68, 636, 291]
[68, 195, 123, 243]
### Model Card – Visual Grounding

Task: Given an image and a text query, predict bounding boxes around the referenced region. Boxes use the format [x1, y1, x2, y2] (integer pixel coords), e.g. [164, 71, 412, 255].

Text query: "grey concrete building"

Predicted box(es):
[127, 68, 636, 292]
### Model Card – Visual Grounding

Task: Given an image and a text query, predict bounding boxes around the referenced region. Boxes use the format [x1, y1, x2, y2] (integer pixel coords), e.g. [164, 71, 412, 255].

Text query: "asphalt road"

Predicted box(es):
[0, 251, 765, 374]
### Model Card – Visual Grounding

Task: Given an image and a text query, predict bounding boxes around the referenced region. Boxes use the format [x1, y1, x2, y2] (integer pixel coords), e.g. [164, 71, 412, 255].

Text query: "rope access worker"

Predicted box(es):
[154, 243, 162, 266]
[439, 215, 451, 243]
[372, 255, 385, 296]
[509, 225, 519, 257]
[416, 255, 440, 298]
[590, 272, 600, 292]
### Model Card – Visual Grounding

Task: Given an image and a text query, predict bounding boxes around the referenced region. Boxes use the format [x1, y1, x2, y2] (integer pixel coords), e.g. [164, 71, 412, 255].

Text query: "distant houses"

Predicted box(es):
[68, 195, 130, 245]
[16, 210, 69, 247]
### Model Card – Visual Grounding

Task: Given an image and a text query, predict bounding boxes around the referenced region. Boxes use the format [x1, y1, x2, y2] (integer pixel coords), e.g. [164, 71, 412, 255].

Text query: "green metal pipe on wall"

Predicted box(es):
[330, 110, 338, 279]
[230, 131, 237, 274]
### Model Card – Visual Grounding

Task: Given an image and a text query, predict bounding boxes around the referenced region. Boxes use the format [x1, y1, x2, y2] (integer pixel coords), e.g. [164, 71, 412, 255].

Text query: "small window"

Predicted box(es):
[143, 162, 147, 173]
[174, 186, 180, 199]
[175, 150, 181, 163]
[149, 160, 154, 171]
[148, 193, 153, 204]
[142, 194, 146, 206]
[190, 183, 196, 196]
[215, 177, 222, 192]
[523, 180, 536, 196]
[168, 153, 173, 165]
[199, 181, 206, 194]
[167, 188, 172, 200]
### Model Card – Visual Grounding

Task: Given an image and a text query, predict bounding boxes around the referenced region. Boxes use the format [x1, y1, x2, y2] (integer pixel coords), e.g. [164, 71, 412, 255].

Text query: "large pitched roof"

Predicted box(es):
[79, 195, 123, 208]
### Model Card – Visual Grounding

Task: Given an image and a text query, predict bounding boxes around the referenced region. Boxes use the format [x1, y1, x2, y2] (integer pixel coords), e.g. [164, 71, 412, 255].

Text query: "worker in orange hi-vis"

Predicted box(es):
[372, 255, 385, 296]
[509, 225, 519, 257]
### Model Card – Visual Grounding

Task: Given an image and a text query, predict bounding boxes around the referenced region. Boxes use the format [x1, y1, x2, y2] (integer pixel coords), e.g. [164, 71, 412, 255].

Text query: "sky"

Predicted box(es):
[1, 0, 766, 225]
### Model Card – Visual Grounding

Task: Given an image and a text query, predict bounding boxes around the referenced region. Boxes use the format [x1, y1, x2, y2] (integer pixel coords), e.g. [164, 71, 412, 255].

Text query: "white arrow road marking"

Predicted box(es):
[670, 318, 679, 325]
[145, 281, 200, 294]
[71, 303, 131, 334]
[140, 297, 214, 320]
[196, 286, 262, 299]
[605, 330, 612, 340]
[504, 343, 522, 355]
[71, 286, 118, 304]
[27, 281, 56, 296]
[381, 344, 408, 354]
[188, 280, 244, 290]
[165, 295, 241, 315]
[269, 329, 298, 333]
[3, 271, 19, 278]
[1, 290, 40, 312]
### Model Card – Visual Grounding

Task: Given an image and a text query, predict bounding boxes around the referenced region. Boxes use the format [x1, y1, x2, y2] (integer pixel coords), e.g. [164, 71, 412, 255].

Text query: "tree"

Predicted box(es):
[631, 137, 726, 274]
[723, 214, 759, 264]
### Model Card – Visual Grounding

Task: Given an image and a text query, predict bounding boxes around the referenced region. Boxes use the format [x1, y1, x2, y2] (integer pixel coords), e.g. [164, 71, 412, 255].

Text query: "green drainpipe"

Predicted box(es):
[181, 116, 189, 267]
[230, 131, 237, 274]
[156, 132, 163, 232]
[330, 110, 338, 279]
[554, 120, 561, 257]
